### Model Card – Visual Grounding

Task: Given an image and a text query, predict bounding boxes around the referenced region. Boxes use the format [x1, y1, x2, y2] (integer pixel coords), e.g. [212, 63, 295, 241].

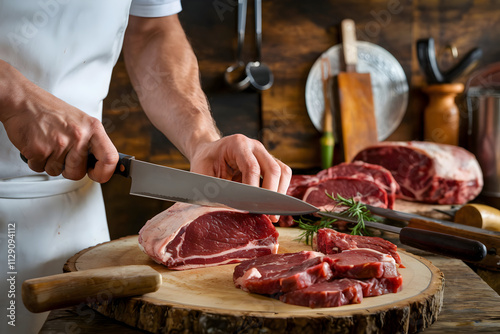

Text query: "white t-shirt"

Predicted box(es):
[0, 0, 182, 180]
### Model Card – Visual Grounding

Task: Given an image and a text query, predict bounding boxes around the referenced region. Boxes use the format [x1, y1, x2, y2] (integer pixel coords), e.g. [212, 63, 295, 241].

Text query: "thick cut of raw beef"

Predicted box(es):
[280, 278, 363, 308]
[138, 203, 279, 270]
[353, 141, 483, 204]
[317, 161, 399, 208]
[233, 248, 403, 308]
[233, 251, 331, 295]
[315, 228, 403, 266]
[325, 248, 399, 279]
[302, 177, 388, 212]
[278, 162, 397, 227]
[279, 276, 403, 308]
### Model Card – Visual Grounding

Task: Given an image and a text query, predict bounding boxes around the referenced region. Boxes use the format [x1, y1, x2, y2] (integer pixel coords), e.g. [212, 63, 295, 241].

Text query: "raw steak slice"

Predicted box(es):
[280, 278, 363, 308]
[286, 174, 320, 199]
[279, 275, 404, 308]
[353, 141, 483, 204]
[302, 177, 388, 212]
[325, 248, 399, 279]
[233, 251, 332, 295]
[138, 203, 279, 270]
[317, 161, 399, 209]
[315, 228, 403, 266]
[358, 276, 404, 296]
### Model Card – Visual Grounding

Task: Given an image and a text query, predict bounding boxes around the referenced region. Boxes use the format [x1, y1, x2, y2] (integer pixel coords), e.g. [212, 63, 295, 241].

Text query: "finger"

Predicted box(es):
[237, 153, 262, 188]
[44, 139, 70, 176]
[27, 158, 46, 173]
[44, 152, 66, 176]
[62, 147, 88, 180]
[87, 127, 118, 183]
[23, 147, 50, 173]
[252, 146, 282, 193]
[275, 160, 292, 195]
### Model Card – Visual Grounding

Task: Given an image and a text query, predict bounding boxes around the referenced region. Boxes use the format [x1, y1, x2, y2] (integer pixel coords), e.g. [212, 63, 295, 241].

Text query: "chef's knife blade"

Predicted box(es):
[318, 211, 487, 263]
[100, 153, 319, 216]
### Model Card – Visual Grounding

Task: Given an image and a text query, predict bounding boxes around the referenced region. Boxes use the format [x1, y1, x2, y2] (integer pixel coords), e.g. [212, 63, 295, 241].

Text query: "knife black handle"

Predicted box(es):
[87, 152, 133, 178]
[399, 227, 487, 263]
[20, 152, 133, 178]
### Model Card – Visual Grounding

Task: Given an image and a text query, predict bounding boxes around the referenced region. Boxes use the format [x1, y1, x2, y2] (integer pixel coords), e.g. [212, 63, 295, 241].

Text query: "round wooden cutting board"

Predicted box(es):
[64, 228, 444, 334]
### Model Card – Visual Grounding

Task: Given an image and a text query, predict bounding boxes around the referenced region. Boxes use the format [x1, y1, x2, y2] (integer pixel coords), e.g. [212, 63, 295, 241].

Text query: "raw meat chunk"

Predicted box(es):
[233, 251, 331, 295]
[138, 203, 279, 270]
[325, 248, 399, 279]
[302, 177, 388, 212]
[280, 278, 363, 308]
[353, 141, 483, 204]
[317, 161, 399, 208]
[315, 228, 403, 266]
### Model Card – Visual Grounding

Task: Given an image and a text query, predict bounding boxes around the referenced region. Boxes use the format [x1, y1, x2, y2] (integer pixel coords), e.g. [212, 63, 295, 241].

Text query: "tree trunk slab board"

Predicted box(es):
[64, 228, 444, 334]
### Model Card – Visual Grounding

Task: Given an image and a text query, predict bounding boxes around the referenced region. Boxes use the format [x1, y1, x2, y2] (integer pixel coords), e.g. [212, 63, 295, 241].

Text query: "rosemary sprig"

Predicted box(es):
[295, 193, 379, 246]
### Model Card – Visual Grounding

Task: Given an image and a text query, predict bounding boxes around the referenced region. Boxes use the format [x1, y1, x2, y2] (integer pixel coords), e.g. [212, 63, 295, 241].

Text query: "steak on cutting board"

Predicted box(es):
[233, 251, 332, 295]
[315, 228, 403, 266]
[353, 141, 483, 204]
[233, 246, 402, 308]
[138, 203, 279, 270]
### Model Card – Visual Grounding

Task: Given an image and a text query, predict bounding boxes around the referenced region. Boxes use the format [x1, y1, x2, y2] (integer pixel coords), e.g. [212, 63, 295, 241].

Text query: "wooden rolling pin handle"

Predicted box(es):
[22, 265, 162, 313]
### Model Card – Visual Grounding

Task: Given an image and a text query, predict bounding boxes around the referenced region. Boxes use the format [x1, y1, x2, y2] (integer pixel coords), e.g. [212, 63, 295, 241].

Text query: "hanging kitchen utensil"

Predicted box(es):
[417, 38, 483, 84]
[320, 55, 334, 169]
[245, 0, 273, 90]
[336, 19, 378, 162]
[224, 0, 250, 90]
[305, 41, 408, 142]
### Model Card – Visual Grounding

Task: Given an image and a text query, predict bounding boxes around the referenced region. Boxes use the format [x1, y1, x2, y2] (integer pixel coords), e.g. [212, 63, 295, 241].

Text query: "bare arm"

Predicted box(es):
[123, 15, 292, 203]
[123, 15, 220, 160]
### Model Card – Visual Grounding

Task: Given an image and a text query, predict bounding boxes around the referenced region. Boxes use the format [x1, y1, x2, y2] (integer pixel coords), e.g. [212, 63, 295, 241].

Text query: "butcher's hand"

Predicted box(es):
[189, 134, 292, 221]
[0, 60, 118, 183]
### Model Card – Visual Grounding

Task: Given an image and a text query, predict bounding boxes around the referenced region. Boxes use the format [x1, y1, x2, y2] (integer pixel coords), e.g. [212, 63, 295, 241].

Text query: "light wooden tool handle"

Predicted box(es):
[341, 19, 357, 71]
[455, 204, 500, 232]
[22, 265, 162, 313]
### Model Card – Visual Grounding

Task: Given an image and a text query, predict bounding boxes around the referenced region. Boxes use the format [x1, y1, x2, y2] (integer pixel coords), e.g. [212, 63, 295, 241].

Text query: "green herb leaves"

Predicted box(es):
[296, 193, 379, 246]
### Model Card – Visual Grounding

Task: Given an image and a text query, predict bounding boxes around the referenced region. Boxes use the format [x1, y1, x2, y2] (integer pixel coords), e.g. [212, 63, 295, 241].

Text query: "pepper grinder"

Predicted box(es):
[422, 83, 464, 145]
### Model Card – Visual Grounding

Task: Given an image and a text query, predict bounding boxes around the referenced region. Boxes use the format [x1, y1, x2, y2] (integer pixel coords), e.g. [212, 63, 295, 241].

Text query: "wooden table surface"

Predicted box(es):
[39, 239, 500, 334]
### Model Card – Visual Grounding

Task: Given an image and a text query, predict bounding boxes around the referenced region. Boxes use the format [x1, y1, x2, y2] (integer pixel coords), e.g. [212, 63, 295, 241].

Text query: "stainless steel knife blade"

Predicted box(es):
[125, 157, 318, 216]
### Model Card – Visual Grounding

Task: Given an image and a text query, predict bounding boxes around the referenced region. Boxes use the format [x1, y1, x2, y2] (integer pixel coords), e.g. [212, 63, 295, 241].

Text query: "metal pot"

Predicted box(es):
[466, 63, 500, 199]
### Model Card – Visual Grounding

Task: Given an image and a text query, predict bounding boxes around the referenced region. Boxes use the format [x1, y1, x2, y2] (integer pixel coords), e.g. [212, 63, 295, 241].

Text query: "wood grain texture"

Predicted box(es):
[61, 228, 444, 334]
[337, 72, 378, 162]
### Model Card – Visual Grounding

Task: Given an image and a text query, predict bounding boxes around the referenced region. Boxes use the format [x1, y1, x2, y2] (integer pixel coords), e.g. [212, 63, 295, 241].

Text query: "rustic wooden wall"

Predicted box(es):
[102, 0, 500, 239]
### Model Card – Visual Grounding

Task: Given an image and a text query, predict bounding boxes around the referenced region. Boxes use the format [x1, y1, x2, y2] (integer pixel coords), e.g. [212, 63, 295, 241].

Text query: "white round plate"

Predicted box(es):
[305, 41, 409, 141]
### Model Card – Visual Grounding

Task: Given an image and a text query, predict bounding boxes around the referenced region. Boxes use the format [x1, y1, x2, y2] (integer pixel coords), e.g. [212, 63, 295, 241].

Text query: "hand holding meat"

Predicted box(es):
[0, 60, 119, 183]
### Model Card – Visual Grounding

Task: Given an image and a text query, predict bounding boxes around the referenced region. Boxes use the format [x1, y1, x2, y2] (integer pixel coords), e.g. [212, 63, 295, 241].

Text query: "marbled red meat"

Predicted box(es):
[315, 228, 403, 266]
[317, 161, 399, 208]
[233, 248, 402, 308]
[278, 162, 397, 227]
[353, 141, 483, 204]
[138, 203, 279, 270]
[324, 248, 399, 279]
[280, 276, 403, 308]
[280, 278, 363, 308]
[233, 251, 331, 295]
[302, 177, 388, 212]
